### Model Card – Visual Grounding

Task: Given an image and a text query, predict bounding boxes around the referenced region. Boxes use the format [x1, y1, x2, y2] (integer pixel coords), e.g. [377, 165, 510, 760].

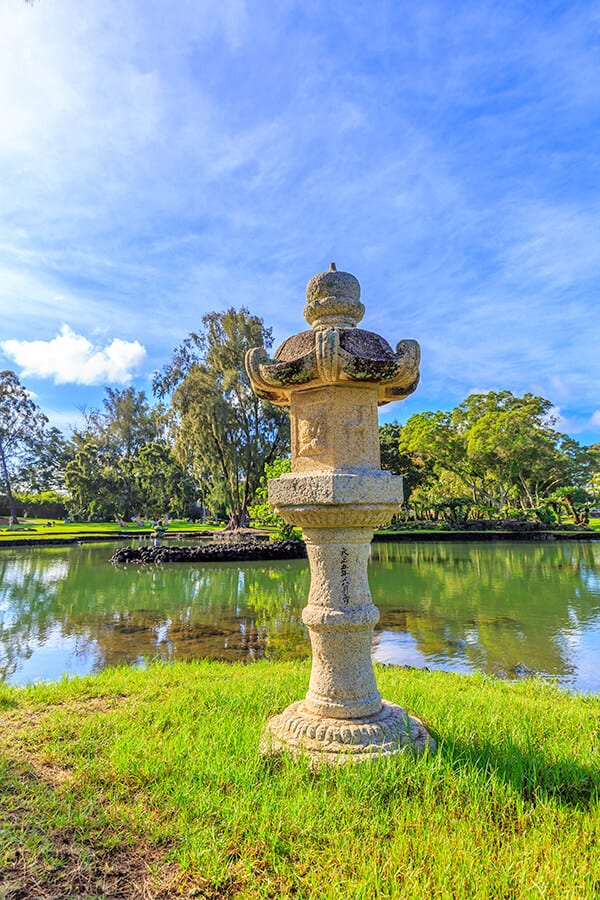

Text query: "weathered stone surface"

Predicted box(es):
[261, 700, 435, 766]
[304, 265, 364, 329]
[245, 264, 434, 765]
[289, 385, 381, 473]
[244, 265, 421, 406]
[270, 472, 403, 505]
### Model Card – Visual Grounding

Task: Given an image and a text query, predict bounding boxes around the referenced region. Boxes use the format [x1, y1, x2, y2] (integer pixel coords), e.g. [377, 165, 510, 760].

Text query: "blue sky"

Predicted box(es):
[1, 0, 599, 445]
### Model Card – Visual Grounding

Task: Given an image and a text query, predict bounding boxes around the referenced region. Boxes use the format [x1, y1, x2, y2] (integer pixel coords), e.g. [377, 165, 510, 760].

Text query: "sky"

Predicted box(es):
[1, 0, 599, 445]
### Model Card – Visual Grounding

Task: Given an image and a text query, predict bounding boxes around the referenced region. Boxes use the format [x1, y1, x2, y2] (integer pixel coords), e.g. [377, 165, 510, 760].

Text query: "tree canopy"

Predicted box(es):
[154, 307, 290, 529]
[397, 391, 598, 518]
[0, 371, 49, 524]
[65, 387, 195, 522]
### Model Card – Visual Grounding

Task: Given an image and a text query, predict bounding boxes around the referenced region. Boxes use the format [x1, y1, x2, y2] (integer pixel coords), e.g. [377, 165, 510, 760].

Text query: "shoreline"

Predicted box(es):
[1, 527, 598, 550]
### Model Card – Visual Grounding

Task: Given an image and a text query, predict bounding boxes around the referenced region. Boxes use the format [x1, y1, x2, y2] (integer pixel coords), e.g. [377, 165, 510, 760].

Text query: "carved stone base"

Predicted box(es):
[261, 700, 436, 766]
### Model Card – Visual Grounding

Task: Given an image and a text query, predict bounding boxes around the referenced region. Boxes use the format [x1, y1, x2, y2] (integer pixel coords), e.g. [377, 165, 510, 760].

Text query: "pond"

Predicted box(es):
[0, 540, 599, 692]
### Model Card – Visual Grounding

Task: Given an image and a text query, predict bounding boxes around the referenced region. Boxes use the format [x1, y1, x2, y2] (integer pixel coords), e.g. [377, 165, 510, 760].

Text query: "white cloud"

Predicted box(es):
[591, 411, 600, 427]
[1, 325, 147, 386]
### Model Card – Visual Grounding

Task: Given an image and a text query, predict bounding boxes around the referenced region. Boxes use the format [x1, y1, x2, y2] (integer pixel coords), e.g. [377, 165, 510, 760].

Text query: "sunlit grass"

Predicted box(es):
[0, 518, 222, 542]
[1, 661, 598, 898]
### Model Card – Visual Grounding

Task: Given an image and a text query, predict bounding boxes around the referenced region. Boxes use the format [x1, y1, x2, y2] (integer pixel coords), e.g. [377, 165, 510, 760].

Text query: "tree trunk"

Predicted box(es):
[225, 506, 250, 530]
[0, 441, 19, 525]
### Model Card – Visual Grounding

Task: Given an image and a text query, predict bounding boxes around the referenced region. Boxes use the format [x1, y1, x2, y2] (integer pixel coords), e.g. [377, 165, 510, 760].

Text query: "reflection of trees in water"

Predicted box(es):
[371, 542, 600, 678]
[0, 544, 311, 677]
[77, 560, 311, 669]
[244, 565, 311, 659]
[1, 542, 599, 683]
[0, 552, 68, 679]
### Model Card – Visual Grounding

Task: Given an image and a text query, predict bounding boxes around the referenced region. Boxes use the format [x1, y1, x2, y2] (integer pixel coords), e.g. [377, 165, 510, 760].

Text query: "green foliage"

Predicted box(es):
[135, 441, 197, 519]
[154, 308, 290, 529]
[549, 486, 592, 525]
[65, 388, 191, 522]
[13, 490, 68, 520]
[0, 370, 50, 523]
[399, 390, 597, 517]
[379, 422, 431, 496]
[16, 426, 70, 494]
[248, 456, 295, 538]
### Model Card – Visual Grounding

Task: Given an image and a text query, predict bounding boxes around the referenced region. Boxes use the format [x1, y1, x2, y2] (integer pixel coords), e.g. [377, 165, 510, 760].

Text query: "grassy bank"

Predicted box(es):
[1, 662, 598, 898]
[1, 517, 599, 546]
[0, 519, 222, 544]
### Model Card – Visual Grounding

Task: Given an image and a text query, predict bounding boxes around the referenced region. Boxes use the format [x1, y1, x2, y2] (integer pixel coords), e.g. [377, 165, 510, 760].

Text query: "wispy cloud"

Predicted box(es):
[0, 1, 599, 442]
[1, 326, 147, 386]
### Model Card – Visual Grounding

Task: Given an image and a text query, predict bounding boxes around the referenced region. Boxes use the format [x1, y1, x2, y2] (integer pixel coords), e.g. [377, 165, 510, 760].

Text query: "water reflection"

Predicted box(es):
[0, 541, 598, 691]
[371, 542, 600, 689]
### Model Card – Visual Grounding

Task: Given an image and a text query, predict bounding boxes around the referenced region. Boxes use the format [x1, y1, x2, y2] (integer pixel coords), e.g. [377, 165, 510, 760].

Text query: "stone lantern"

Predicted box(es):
[245, 264, 435, 764]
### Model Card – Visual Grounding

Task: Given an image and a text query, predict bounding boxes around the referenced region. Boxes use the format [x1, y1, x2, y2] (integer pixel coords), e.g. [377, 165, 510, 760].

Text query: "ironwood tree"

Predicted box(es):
[64, 387, 193, 521]
[153, 307, 290, 529]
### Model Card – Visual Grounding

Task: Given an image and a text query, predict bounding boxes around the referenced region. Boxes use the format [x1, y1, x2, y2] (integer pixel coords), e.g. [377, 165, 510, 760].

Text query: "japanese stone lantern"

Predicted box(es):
[245, 264, 435, 764]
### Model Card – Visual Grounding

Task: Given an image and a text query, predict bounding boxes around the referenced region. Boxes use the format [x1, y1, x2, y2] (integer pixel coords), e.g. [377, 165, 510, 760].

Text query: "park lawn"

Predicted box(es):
[0, 519, 222, 543]
[0, 661, 598, 899]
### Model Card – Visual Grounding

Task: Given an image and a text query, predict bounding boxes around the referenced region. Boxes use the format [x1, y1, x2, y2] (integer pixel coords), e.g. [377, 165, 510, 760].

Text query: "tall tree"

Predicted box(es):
[154, 307, 290, 529]
[64, 441, 120, 521]
[399, 391, 595, 513]
[18, 426, 70, 494]
[0, 371, 49, 524]
[379, 422, 432, 498]
[66, 388, 171, 521]
[135, 442, 197, 520]
[74, 387, 165, 455]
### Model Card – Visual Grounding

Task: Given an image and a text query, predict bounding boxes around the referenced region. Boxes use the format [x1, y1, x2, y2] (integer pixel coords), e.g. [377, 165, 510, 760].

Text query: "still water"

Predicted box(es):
[0, 540, 599, 692]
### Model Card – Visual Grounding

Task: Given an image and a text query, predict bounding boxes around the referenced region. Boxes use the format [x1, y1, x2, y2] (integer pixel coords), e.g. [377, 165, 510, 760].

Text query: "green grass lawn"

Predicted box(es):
[0, 661, 598, 898]
[2, 517, 598, 545]
[0, 518, 223, 543]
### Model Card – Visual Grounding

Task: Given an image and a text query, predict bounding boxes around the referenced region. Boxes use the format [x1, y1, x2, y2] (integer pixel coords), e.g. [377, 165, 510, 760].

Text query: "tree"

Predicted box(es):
[64, 441, 121, 521]
[0, 371, 49, 524]
[379, 422, 432, 498]
[135, 442, 197, 520]
[248, 456, 295, 538]
[154, 308, 290, 529]
[588, 448, 600, 506]
[65, 388, 171, 521]
[549, 486, 591, 525]
[74, 387, 165, 456]
[17, 426, 70, 494]
[399, 391, 596, 516]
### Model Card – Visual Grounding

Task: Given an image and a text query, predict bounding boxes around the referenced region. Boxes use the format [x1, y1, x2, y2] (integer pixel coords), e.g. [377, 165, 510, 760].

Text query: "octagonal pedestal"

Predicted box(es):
[261, 700, 434, 766]
[261, 474, 436, 766]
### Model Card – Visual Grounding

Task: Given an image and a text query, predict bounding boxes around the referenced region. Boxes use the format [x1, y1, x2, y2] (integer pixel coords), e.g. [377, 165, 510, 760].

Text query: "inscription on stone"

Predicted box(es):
[340, 546, 350, 604]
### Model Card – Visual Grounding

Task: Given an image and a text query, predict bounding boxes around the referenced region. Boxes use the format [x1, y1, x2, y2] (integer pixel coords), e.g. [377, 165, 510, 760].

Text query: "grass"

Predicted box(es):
[0, 661, 598, 898]
[2, 517, 598, 545]
[0, 518, 222, 543]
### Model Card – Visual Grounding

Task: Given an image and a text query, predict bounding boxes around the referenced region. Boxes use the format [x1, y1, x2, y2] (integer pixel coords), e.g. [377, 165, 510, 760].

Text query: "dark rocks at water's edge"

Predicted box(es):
[110, 540, 308, 565]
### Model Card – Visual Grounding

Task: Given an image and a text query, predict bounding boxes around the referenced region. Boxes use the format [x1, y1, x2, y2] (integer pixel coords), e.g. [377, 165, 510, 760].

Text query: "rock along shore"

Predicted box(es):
[110, 540, 308, 565]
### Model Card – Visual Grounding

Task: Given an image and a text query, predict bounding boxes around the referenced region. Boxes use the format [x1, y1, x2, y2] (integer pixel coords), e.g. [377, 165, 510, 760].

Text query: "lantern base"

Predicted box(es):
[260, 699, 435, 767]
